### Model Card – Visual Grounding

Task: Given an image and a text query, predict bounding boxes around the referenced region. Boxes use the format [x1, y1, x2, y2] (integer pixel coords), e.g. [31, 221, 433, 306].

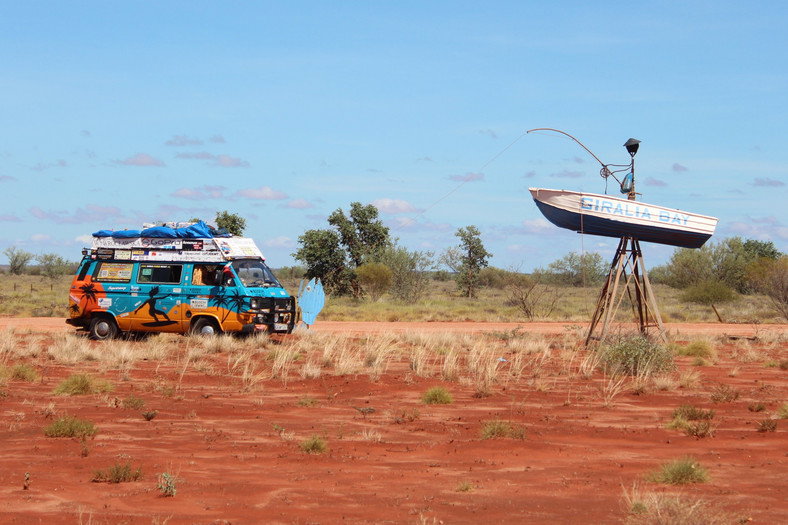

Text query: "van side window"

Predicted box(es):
[137, 264, 183, 284]
[94, 262, 134, 283]
[77, 260, 94, 281]
[192, 264, 218, 286]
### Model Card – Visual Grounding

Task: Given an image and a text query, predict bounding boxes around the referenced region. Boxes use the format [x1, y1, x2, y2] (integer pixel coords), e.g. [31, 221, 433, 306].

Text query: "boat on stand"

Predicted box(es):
[529, 187, 718, 249]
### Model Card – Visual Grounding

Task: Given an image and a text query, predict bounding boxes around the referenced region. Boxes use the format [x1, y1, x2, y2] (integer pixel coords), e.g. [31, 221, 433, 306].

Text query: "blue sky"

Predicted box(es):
[2, 1, 786, 271]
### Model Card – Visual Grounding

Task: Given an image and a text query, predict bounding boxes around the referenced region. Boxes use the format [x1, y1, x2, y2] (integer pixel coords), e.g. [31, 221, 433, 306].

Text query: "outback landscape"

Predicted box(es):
[1, 316, 786, 524]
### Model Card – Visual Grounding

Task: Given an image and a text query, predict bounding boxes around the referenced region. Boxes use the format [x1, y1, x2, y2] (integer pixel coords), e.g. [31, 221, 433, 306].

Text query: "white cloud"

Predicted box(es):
[372, 198, 418, 214]
[286, 198, 314, 209]
[262, 236, 296, 248]
[235, 186, 288, 200]
[166, 135, 203, 147]
[117, 153, 165, 167]
[449, 172, 484, 182]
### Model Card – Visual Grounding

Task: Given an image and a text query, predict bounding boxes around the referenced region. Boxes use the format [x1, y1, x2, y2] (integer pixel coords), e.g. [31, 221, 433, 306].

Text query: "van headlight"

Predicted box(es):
[250, 297, 261, 309]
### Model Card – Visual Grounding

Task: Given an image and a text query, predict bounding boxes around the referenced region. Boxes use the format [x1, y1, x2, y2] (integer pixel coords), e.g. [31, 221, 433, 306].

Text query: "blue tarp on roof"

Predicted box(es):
[92, 221, 215, 239]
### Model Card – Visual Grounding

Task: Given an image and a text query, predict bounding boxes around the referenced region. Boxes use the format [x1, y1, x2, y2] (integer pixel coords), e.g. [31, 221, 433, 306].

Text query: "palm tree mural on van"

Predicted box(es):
[210, 289, 248, 323]
[70, 281, 100, 316]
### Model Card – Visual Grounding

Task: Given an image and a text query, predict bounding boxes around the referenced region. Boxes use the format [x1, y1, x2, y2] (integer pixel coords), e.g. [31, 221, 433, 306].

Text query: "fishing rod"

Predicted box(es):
[526, 128, 636, 196]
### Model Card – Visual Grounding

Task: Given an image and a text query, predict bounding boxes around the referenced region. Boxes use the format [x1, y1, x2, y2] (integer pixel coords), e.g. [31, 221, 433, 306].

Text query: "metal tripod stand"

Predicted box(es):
[585, 236, 666, 345]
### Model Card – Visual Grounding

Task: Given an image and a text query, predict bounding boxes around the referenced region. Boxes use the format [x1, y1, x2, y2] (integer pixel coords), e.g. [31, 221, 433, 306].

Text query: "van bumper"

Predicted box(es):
[242, 322, 294, 334]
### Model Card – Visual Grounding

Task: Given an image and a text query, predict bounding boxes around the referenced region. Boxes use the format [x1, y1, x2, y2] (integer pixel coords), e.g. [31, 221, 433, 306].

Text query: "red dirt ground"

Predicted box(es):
[0, 318, 786, 524]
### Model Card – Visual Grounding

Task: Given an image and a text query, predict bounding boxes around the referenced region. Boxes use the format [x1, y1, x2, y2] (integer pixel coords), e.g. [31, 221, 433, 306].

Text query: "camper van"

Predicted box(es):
[67, 222, 299, 340]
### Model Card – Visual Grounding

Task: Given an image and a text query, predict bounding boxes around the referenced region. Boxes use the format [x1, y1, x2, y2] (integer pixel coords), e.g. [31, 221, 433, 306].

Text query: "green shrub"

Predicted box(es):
[53, 374, 114, 396]
[10, 363, 39, 382]
[480, 417, 525, 440]
[672, 405, 714, 421]
[481, 417, 511, 439]
[598, 335, 675, 376]
[44, 415, 97, 438]
[681, 280, 735, 304]
[646, 456, 709, 485]
[157, 472, 177, 497]
[300, 435, 328, 454]
[667, 406, 716, 438]
[356, 262, 393, 302]
[710, 384, 739, 403]
[92, 461, 143, 483]
[122, 394, 146, 410]
[677, 340, 717, 360]
[422, 386, 453, 405]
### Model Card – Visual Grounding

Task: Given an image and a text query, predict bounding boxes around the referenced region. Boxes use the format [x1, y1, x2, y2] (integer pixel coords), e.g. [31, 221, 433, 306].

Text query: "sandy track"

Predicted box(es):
[2, 317, 786, 339]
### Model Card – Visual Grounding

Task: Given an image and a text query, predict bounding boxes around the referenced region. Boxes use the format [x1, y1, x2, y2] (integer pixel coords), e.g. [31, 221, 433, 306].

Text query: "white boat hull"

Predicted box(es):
[529, 188, 718, 249]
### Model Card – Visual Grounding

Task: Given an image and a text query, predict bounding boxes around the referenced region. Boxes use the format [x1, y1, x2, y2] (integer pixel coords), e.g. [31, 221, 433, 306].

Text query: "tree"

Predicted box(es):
[293, 202, 392, 297]
[750, 256, 788, 320]
[445, 225, 491, 298]
[380, 245, 435, 303]
[538, 251, 607, 287]
[660, 237, 779, 293]
[35, 253, 70, 282]
[293, 229, 351, 295]
[4, 247, 34, 275]
[742, 239, 781, 260]
[328, 202, 391, 267]
[505, 269, 560, 320]
[215, 211, 247, 236]
[355, 262, 393, 302]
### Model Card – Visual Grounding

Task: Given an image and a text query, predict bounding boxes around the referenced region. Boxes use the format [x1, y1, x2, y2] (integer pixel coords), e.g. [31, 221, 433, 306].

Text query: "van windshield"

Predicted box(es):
[231, 259, 282, 288]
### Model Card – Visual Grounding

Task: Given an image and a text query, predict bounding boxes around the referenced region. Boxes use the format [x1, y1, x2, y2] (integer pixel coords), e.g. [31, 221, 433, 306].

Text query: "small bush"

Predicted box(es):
[142, 410, 158, 421]
[422, 386, 453, 405]
[680, 280, 735, 304]
[157, 472, 177, 497]
[300, 435, 328, 454]
[10, 363, 39, 382]
[44, 415, 97, 438]
[646, 456, 709, 485]
[667, 406, 716, 438]
[53, 374, 114, 396]
[777, 403, 788, 419]
[455, 481, 474, 492]
[297, 396, 319, 407]
[480, 417, 525, 440]
[122, 394, 145, 410]
[598, 336, 675, 376]
[92, 461, 143, 483]
[677, 340, 717, 360]
[356, 262, 393, 302]
[757, 419, 777, 432]
[710, 384, 739, 403]
[672, 405, 715, 421]
[481, 417, 511, 439]
[622, 486, 737, 525]
[748, 402, 766, 413]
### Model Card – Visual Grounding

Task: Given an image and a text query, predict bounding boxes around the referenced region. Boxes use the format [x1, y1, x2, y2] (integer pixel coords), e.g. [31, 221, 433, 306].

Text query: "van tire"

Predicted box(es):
[89, 316, 119, 341]
[191, 317, 221, 336]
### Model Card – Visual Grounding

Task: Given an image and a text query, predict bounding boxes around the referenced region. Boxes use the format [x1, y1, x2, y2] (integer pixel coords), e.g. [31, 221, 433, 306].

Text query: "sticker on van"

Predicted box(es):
[190, 298, 208, 309]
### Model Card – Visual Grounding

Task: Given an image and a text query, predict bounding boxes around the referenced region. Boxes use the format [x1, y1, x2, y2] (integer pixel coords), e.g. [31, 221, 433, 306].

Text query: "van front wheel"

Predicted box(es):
[191, 318, 221, 336]
[89, 316, 119, 341]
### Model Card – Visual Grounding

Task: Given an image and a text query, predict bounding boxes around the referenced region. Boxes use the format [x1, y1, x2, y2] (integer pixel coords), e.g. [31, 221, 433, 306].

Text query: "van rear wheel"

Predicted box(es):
[89, 316, 119, 341]
[191, 318, 221, 336]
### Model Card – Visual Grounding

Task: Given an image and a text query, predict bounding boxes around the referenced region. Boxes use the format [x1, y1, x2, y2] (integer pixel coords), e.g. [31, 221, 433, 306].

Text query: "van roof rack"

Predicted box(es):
[85, 221, 265, 262]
